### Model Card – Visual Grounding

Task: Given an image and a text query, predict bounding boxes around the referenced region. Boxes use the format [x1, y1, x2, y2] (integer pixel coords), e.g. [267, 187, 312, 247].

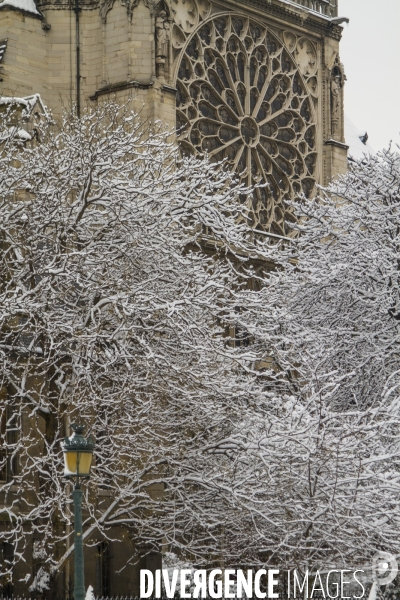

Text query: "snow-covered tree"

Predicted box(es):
[2, 98, 400, 596]
[0, 101, 269, 594]
[225, 148, 400, 571]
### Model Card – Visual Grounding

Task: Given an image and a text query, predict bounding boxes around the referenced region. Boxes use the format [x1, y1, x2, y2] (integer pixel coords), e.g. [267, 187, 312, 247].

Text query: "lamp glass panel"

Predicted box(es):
[64, 451, 78, 476]
[77, 452, 93, 476]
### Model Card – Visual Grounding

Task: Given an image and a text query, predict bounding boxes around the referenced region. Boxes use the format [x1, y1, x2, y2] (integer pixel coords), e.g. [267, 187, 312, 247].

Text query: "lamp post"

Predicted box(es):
[62, 424, 95, 600]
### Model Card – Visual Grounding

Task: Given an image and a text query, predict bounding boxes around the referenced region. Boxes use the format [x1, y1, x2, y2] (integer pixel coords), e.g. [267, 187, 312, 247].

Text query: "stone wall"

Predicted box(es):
[0, 0, 347, 189]
[0, 0, 177, 129]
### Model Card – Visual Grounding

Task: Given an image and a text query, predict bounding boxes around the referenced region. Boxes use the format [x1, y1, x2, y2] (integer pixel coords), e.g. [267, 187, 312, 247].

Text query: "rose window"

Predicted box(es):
[175, 15, 318, 235]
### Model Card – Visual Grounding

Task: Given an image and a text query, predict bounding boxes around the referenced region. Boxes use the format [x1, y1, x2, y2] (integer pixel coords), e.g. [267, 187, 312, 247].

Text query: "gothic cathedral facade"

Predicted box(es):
[0, 0, 347, 238]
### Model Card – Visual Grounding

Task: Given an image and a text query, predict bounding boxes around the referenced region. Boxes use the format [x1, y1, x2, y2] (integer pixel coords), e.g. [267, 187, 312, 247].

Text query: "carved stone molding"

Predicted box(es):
[155, 9, 171, 77]
[89, 79, 154, 99]
[329, 56, 345, 140]
[101, 0, 159, 22]
[289, 0, 337, 17]
[217, 0, 343, 41]
[294, 38, 316, 77]
[99, 0, 116, 23]
[143, 0, 160, 13]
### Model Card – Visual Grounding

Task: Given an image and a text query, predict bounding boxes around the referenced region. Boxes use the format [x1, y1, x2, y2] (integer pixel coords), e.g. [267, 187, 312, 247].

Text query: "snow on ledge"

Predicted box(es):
[0, 93, 49, 118]
[0, 94, 49, 141]
[0, 125, 33, 141]
[0, 0, 40, 16]
[345, 115, 375, 161]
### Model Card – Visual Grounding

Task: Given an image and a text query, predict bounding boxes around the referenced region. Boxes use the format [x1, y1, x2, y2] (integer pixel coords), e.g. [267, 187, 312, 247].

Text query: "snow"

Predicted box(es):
[0, 40, 7, 64]
[163, 553, 196, 597]
[0, 94, 49, 140]
[345, 114, 375, 160]
[368, 582, 377, 600]
[0, 0, 40, 14]
[0, 93, 48, 116]
[85, 585, 96, 600]
[0, 125, 32, 141]
[28, 567, 50, 593]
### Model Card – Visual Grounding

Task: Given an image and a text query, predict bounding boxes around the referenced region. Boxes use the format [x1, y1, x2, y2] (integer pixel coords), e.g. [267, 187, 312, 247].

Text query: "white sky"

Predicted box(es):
[339, 0, 400, 152]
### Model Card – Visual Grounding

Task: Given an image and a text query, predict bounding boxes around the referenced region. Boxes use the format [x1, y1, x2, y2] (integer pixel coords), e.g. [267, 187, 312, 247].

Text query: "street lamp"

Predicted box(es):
[62, 424, 95, 600]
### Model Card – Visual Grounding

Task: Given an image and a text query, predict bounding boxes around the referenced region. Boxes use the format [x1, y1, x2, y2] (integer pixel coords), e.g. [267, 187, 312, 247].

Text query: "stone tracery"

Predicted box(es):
[175, 15, 318, 235]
